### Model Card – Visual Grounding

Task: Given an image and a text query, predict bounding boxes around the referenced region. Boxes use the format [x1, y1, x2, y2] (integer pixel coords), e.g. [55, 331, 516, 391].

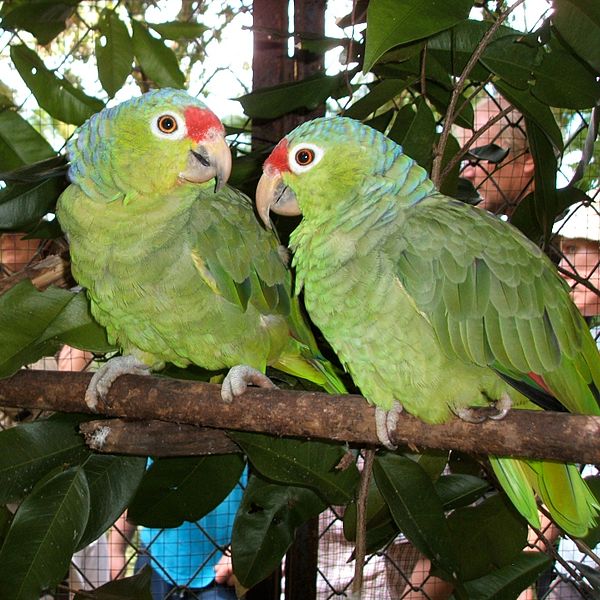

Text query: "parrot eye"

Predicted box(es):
[288, 142, 324, 174]
[157, 114, 178, 134]
[150, 112, 186, 140]
[295, 148, 315, 166]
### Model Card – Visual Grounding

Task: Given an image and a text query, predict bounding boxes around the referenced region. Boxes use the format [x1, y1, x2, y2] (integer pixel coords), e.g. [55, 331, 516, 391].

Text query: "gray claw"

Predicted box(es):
[489, 393, 512, 420]
[220, 365, 277, 403]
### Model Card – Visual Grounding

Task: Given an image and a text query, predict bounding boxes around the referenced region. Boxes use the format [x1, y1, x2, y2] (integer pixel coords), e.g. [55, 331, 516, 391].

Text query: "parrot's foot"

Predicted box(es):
[221, 365, 277, 403]
[489, 393, 512, 420]
[375, 402, 403, 450]
[454, 393, 513, 424]
[85, 355, 152, 411]
[454, 407, 487, 424]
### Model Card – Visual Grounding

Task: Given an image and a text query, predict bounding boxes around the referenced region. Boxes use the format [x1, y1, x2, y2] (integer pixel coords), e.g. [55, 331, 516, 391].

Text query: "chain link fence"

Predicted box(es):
[1, 1, 599, 598]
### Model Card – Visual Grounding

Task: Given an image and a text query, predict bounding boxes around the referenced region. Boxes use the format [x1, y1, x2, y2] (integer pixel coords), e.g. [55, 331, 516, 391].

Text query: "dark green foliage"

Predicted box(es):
[0, 2, 598, 597]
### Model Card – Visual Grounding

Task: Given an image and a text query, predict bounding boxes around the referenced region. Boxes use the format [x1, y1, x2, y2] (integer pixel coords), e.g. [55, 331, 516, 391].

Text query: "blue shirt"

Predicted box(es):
[140, 471, 246, 588]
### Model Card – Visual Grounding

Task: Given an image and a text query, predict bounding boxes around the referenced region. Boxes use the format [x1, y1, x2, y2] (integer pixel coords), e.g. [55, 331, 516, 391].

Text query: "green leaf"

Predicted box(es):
[388, 99, 436, 172]
[447, 494, 527, 581]
[77, 455, 146, 550]
[0, 282, 114, 377]
[10, 45, 104, 126]
[0, 109, 55, 171]
[297, 35, 346, 56]
[570, 562, 600, 593]
[374, 453, 460, 580]
[237, 73, 345, 120]
[128, 454, 245, 528]
[527, 117, 560, 244]
[457, 552, 551, 600]
[345, 79, 412, 120]
[232, 475, 326, 589]
[0, 506, 11, 549]
[0, 466, 90, 599]
[0, 178, 63, 230]
[363, 0, 473, 73]
[531, 37, 600, 109]
[74, 565, 152, 599]
[131, 20, 185, 89]
[428, 20, 524, 80]
[147, 21, 209, 40]
[0, 1, 79, 45]
[364, 108, 395, 133]
[553, 0, 600, 73]
[481, 36, 539, 90]
[96, 9, 133, 98]
[230, 433, 359, 506]
[494, 80, 563, 152]
[581, 476, 600, 549]
[435, 474, 490, 510]
[0, 416, 90, 504]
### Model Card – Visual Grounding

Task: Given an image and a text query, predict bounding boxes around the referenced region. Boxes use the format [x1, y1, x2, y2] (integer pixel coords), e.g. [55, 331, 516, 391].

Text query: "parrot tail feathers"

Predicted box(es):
[534, 460, 599, 539]
[490, 456, 540, 529]
[273, 346, 347, 395]
[490, 457, 599, 538]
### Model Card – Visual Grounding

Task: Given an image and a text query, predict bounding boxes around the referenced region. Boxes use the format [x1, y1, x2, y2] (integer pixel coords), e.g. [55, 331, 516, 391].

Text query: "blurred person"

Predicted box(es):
[111, 475, 245, 600]
[0, 232, 43, 275]
[460, 95, 535, 217]
[556, 202, 600, 319]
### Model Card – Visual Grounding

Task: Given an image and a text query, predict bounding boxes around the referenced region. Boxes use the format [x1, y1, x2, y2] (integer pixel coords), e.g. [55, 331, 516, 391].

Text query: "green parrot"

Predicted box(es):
[56, 89, 345, 410]
[255, 116, 600, 537]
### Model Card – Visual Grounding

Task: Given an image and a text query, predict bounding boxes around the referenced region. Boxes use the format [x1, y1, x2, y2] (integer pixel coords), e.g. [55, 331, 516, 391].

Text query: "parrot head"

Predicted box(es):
[255, 116, 407, 227]
[67, 88, 232, 201]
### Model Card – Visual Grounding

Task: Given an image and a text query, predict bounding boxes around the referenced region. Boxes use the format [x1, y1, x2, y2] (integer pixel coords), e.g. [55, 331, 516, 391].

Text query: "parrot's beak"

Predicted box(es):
[255, 171, 300, 229]
[180, 132, 232, 192]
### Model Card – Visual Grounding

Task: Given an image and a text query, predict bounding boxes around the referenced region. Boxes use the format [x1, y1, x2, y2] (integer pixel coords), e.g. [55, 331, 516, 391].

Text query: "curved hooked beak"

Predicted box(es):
[180, 132, 232, 192]
[255, 171, 301, 229]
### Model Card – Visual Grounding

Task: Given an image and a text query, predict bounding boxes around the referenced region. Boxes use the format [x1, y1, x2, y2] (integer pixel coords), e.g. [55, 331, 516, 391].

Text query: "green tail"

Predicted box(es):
[274, 338, 347, 395]
[275, 295, 347, 395]
[491, 456, 599, 537]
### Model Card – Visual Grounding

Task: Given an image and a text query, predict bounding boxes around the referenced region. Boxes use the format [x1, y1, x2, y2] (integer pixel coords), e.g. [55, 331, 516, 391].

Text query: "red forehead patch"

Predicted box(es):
[264, 138, 290, 174]
[184, 106, 224, 142]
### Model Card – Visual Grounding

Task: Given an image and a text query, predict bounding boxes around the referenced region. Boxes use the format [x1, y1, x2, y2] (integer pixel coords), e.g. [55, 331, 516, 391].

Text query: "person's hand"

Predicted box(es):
[214, 551, 236, 586]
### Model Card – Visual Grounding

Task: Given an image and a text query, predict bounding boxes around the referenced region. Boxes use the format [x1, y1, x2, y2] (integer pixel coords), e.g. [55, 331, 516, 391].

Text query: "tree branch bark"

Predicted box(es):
[1, 370, 600, 463]
[0, 255, 71, 295]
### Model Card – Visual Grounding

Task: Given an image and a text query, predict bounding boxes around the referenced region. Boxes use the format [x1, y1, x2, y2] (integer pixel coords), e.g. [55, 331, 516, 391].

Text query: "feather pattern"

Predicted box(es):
[58, 89, 346, 397]
[272, 115, 600, 536]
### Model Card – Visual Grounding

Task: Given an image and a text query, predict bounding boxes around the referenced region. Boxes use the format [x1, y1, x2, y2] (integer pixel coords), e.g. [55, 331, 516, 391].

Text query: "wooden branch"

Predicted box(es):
[1, 370, 600, 463]
[80, 419, 240, 456]
[0, 255, 71, 295]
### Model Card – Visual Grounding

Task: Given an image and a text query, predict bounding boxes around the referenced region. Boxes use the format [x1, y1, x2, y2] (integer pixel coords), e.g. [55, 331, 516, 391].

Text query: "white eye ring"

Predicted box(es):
[288, 143, 324, 174]
[150, 113, 187, 140]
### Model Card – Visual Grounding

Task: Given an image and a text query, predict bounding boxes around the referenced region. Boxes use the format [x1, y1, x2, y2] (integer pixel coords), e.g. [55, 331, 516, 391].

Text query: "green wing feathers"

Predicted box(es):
[391, 195, 600, 535]
[193, 186, 346, 394]
[394, 195, 600, 416]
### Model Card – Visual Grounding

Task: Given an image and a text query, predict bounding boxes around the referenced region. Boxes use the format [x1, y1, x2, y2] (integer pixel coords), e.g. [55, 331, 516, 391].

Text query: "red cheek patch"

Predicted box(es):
[184, 106, 224, 142]
[264, 138, 290, 175]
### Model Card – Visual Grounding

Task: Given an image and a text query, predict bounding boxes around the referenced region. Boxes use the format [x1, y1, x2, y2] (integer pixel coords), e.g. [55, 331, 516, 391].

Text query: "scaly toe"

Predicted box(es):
[85, 355, 151, 411]
[375, 402, 403, 450]
[220, 365, 277, 403]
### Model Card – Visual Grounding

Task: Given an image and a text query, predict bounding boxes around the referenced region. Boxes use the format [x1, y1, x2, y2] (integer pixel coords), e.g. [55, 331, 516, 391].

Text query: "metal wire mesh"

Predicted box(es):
[0, 1, 599, 599]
